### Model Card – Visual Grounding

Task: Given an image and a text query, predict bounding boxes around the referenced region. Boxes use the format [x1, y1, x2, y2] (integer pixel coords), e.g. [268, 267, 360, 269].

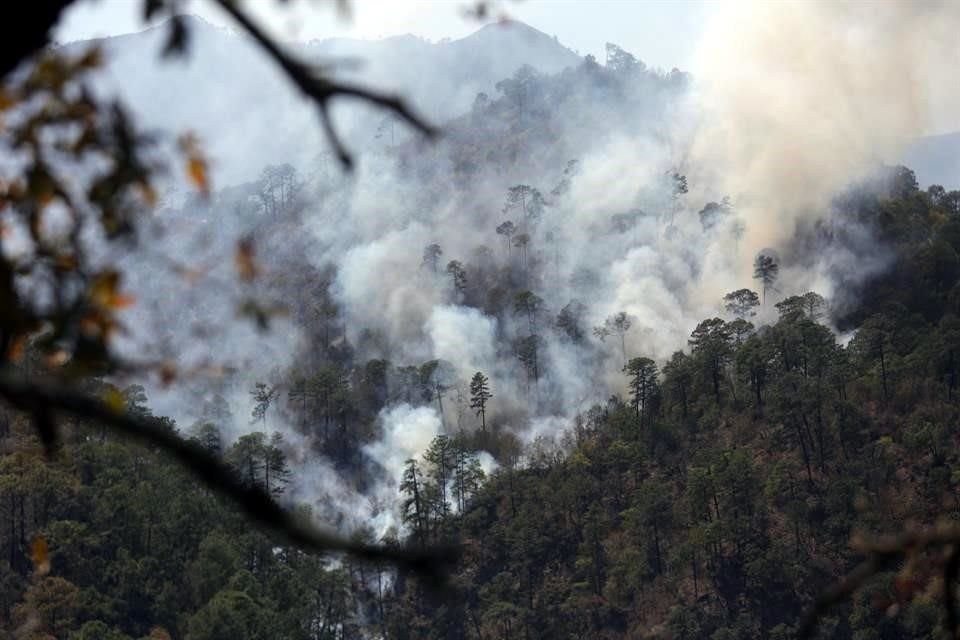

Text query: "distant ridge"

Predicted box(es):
[63, 15, 585, 184]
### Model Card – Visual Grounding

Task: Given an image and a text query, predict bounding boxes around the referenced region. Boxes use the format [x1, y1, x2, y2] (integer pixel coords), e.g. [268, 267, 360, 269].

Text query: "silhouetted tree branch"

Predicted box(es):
[0, 372, 457, 582]
[214, 0, 439, 169]
[0, 0, 452, 578]
[799, 524, 960, 639]
[3, 0, 438, 169]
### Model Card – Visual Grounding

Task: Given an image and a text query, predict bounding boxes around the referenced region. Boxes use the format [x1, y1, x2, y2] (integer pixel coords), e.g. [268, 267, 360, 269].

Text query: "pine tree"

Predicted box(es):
[422, 243, 443, 273]
[250, 383, 277, 424]
[399, 458, 428, 545]
[753, 253, 780, 304]
[287, 377, 315, 426]
[496, 220, 516, 260]
[452, 437, 485, 512]
[514, 335, 542, 387]
[264, 432, 291, 497]
[423, 435, 455, 525]
[723, 289, 760, 319]
[190, 422, 223, 456]
[469, 372, 493, 431]
[624, 357, 659, 431]
[595, 312, 635, 366]
[227, 433, 267, 489]
[446, 260, 468, 299]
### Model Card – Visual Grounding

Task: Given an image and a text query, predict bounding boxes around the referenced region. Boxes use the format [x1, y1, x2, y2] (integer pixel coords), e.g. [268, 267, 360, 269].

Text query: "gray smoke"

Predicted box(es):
[80, 4, 960, 538]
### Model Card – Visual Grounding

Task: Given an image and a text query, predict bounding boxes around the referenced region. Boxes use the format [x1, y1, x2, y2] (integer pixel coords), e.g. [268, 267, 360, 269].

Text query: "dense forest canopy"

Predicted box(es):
[3, 1, 960, 639]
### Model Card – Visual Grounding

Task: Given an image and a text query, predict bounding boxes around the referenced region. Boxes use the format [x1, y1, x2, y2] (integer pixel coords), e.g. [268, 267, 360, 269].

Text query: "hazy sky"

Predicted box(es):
[56, 0, 715, 72]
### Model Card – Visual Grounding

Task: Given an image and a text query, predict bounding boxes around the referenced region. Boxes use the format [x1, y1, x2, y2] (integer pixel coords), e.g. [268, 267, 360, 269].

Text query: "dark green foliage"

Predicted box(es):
[724, 288, 760, 319]
[400, 435, 486, 546]
[556, 299, 588, 343]
[754, 253, 780, 304]
[248, 383, 277, 425]
[513, 290, 544, 335]
[380, 181, 960, 637]
[222, 431, 291, 498]
[3, 32, 960, 640]
[689, 317, 733, 406]
[513, 335, 542, 386]
[624, 356, 658, 431]
[445, 260, 468, 299]
[468, 372, 492, 432]
[0, 415, 374, 639]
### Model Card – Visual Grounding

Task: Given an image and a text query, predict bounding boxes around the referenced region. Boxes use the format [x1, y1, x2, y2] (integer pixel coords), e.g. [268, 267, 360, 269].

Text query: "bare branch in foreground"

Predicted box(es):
[214, 0, 440, 169]
[0, 373, 458, 583]
[799, 526, 960, 639]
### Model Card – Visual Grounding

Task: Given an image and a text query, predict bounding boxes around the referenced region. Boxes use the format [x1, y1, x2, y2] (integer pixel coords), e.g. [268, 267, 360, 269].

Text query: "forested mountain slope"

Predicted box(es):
[3, 163, 959, 640]
[4, 27, 960, 640]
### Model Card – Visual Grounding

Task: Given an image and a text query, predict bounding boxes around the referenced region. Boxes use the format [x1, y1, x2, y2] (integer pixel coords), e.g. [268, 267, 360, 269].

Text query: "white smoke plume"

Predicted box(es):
[688, 0, 960, 268]
[73, 4, 960, 540]
[361, 404, 442, 535]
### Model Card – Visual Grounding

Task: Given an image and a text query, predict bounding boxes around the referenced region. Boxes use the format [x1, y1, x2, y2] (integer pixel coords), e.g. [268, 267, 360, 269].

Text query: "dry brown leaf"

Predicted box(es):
[148, 627, 172, 640]
[235, 237, 258, 282]
[188, 156, 208, 195]
[138, 181, 158, 207]
[90, 270, 135, 310]
[77, 47, 103, 70]
[54, 253, 79, 272]
[7, 334, 27, 362]
[111, 294, 136, 309]
[0, 88, 14, 112]
[178, 133, 210, 196]
[31, 535, 50, 575]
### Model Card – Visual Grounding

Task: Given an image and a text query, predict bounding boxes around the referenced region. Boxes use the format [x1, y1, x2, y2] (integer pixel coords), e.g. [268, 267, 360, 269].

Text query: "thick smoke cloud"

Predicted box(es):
[320, 1, 960, 492]
[361, 404, 442, 534]
[82, 4, 960, 539]
[688, 0, 960, 266]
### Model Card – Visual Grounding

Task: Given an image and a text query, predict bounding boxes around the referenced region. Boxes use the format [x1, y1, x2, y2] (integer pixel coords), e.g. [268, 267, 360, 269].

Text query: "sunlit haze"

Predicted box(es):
[57, 0, 713, 72]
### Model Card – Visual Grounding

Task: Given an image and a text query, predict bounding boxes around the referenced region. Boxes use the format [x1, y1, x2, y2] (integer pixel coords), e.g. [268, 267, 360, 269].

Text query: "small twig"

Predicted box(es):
[0, 372, 458, 581]
[213, 0, 439, 169]
[798, 555, 888, 638]
[320, 103, 351, 169]
[945, 546, 960, 640]
[799, 527, 960, 638]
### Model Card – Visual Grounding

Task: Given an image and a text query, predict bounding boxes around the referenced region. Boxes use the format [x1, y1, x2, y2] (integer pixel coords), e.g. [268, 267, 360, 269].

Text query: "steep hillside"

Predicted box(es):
[61, 16, 582, 185]
[307, 21, 581, 121]
[381, 167, 960, 640]
[5, 8, 960, 640]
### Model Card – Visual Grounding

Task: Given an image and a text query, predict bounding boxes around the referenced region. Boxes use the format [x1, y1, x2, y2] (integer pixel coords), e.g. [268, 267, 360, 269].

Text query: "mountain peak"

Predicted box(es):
[56, 13, 231, 47]
[458, 19, 558, 44]
[446, 19, 580, 72]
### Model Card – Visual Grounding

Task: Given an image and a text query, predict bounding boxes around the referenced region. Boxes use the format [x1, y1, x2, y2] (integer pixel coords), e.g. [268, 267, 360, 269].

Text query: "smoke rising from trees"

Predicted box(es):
[86, 5, 960, 539]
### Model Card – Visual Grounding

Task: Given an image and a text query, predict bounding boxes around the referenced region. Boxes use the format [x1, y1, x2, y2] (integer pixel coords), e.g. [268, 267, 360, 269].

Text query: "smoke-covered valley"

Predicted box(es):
[70, 4, 960, 541]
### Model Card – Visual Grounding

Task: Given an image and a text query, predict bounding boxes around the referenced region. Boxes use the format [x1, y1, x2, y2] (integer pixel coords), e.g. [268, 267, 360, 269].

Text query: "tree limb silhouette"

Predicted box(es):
[214, 0, 439, 169]
[0, 373, 457, 582]
[799, 525, 960, 639]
